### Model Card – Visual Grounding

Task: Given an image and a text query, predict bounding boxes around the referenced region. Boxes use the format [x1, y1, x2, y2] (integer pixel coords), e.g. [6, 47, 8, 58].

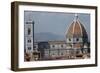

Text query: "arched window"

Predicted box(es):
[69, 38, 71, 41]
[76, 38, 79, 41]
[61, 45, 63, 48]
[28, 47, 31, 50]
[28, 28, 31, 35]
[52, 45, 55, 48]
[27, 39, 31, 43]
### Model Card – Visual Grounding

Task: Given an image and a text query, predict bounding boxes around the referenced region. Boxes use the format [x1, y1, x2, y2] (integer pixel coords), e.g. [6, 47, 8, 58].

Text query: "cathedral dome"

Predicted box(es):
[66, 14, 88, 40]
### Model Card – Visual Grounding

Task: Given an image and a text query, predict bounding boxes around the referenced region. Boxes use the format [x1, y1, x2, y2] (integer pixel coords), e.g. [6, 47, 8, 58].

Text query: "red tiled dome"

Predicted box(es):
[66, 15, 88, 39]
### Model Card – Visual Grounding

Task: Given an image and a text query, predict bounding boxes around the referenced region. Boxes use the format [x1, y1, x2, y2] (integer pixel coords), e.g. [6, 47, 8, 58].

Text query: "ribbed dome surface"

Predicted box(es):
[66, 15, 88, 39]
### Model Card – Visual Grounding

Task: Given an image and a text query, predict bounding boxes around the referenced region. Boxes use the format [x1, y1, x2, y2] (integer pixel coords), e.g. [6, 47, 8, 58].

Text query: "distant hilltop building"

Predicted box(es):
[24, 14, 90, 61]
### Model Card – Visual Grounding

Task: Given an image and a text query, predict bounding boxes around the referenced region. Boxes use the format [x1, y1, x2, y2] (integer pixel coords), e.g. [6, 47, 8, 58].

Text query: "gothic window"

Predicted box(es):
[27, 39, 31, 43]
[28, 28, 31, 35]
[28, 47, 31, 50]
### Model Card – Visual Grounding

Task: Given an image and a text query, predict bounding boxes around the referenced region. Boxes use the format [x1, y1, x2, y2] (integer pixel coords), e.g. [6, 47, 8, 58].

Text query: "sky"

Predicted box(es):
[24, 11, 90, 40]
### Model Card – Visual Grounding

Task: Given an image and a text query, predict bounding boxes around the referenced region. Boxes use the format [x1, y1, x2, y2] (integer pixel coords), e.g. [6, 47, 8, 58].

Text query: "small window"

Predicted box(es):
[52, 45, 55, 48]
[61, 45, 63, 48]
[28, 28, 31, 35]
[28, 47, 31, 50]
[76, 38, 79, 41]
[69, 38, 71, 41]
[27, 39, 31, 43]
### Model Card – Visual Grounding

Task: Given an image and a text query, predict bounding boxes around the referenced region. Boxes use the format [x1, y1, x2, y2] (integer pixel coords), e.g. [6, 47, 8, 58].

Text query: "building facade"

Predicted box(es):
[65, 14, 90, 59]
[38, 41, 67, 60]
[24, 14, 90, 61]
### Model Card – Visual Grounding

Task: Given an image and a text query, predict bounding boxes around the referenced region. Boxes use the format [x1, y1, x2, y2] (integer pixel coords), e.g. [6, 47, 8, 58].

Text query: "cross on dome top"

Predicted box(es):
[74, 13, 78, 22]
